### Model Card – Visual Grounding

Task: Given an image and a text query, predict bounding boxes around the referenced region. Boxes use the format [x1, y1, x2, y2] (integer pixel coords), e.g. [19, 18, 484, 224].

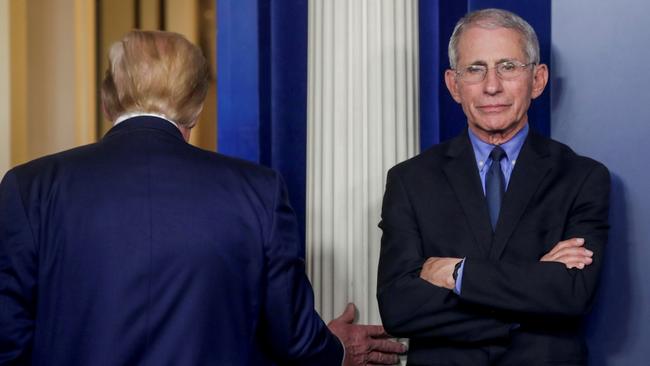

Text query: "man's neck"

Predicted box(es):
[113, 112, 191, 142]
[470, 121, 527, 145]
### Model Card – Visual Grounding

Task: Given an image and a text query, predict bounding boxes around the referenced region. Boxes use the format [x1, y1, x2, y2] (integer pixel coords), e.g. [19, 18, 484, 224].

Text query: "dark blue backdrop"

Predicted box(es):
[217, 0, 309, 252]
[216, 1, 650, 364]
[217, 1, 550, 250]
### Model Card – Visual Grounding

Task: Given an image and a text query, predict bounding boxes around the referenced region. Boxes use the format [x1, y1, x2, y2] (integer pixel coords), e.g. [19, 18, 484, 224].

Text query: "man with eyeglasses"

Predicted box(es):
[377, 8, 610, 365]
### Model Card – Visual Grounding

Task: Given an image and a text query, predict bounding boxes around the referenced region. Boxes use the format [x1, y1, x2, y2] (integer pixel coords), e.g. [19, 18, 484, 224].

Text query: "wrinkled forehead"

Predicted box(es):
[456, 25, 527, 65]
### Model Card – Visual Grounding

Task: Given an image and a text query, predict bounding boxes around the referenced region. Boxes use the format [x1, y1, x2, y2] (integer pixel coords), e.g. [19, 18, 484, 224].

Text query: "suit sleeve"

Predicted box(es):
[460, 163, 610, 316]
[377, 168, 514, 342]
[258, 173, 344, 365]
[0, 171, 37, 364]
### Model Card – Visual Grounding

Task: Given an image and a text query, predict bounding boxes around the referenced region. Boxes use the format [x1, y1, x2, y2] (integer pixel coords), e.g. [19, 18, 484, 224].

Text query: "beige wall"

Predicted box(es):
[9, 0, 28, 168]
[97, 0, 135, 136]
[2, 0, 215, 175]
[27, 0, 96, 159]
[166, 0, 216, 151]
[26, 0, 78, 158]
[3, 0, 96, 171]
[73, 0, 97, 146]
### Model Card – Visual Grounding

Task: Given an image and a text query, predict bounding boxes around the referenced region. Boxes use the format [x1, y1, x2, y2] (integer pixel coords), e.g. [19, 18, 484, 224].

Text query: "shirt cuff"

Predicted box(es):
[453, 258, 466, 295]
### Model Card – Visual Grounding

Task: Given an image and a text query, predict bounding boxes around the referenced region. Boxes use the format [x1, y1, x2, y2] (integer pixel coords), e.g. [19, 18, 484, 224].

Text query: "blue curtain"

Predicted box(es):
[217, 0, 550, 254]
[217, 0, 309, 254]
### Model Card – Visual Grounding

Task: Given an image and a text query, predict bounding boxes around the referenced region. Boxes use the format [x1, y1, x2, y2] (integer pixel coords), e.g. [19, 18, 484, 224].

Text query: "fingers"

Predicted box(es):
[552, 246, 593, 259]
[419, 257, 458, 289]
[541, 238, 586, 260]
[343, 330, 407, 363]
[336, 309, 407, 366]
[335, 303, 356, 324]
[369, 338, 407, 354]
[419, 258, 436, 279]
[540, 238, 594, 269]
[556, 255, 593, 269]
[546, 238, 584, 257]
[544, 246, 593, 262]
[555, 250, 593, 269]
[363, 325, 389, 337]
[366, 350, 401, 364]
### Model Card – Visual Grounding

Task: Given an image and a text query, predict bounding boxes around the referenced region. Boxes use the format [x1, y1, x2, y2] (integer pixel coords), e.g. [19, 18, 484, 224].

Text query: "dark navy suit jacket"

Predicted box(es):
[0, 117, 343, 365]
[377, 131, 610, 365]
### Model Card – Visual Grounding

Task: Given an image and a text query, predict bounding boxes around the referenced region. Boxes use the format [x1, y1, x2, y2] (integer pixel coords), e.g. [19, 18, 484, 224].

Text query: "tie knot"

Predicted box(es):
[489, 146, 506, 162]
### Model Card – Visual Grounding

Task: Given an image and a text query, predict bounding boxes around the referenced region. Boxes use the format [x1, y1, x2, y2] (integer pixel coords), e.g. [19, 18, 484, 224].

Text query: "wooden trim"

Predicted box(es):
[135, 0, 141, 28]
[139, 0, 162, 30]
[9, 0, 28, 166]
[160, 0, 166, 30]
[74, 0, 97, 145]
[0, 0, 10, 174]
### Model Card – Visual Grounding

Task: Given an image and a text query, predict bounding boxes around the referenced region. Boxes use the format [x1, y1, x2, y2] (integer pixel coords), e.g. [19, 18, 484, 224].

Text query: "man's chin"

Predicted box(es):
[475, 123, 510, 135]
[478, 119, 526, 134]
[469, 121, 526, 143]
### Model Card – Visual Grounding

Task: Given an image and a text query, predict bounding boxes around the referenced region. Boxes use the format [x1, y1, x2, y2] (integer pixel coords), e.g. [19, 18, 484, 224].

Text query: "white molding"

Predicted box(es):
[307, 0, 419, 325]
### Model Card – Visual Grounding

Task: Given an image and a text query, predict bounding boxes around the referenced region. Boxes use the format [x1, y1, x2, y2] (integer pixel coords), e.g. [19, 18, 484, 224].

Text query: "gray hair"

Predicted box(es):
[448, 8, 540, 69]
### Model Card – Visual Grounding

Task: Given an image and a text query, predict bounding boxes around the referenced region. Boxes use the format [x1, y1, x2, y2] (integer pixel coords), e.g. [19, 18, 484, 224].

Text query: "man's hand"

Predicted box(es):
[419, 257, 463, 290]
[327, 303, 406, 366]
[540, 238, 593, 269]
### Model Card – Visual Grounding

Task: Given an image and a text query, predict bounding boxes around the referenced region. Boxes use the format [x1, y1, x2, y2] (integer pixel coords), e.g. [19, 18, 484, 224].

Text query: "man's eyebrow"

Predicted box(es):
[465, 58, 520, 66]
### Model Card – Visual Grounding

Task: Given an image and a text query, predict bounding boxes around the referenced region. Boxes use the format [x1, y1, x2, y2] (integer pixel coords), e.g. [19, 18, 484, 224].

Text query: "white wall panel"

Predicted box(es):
[307, 0, 419, 324]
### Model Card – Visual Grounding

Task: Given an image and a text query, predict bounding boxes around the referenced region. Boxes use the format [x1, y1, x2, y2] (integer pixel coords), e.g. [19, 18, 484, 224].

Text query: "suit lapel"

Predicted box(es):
[490, 131, 552, 259]
[442, 133, 494, 255]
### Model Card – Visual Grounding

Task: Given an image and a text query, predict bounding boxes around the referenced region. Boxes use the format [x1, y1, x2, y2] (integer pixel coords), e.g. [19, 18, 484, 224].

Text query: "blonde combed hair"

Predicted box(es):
[101, 30, 209, 128]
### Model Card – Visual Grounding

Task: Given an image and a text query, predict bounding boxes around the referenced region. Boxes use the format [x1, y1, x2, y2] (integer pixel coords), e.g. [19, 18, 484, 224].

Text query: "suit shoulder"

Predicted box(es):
[189, 146, 279, 181]
[386, 138, 454, 178]
[7, 143, 101, 183]
[183, 146, 282, 195]
[544, 137, 609, 173]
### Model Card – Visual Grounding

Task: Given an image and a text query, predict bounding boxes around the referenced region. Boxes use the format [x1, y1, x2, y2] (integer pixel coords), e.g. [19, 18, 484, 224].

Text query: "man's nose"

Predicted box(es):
[483, 67, 503, 95]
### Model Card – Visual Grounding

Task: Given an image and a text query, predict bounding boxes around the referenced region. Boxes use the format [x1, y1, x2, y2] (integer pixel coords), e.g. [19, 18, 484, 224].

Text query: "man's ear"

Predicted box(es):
[101, 100, 112, 122]
[531, 63, 549, 99]
[444, 69, 462, 103]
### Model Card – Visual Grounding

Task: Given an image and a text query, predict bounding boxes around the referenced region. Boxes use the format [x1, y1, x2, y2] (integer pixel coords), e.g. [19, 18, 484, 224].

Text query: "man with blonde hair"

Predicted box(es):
[0, 30, 404, 365]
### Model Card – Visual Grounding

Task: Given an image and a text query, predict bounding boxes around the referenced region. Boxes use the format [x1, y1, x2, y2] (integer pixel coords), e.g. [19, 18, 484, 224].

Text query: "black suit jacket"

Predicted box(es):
[377, 129, 610, 365]
[0, 117, 343, 365]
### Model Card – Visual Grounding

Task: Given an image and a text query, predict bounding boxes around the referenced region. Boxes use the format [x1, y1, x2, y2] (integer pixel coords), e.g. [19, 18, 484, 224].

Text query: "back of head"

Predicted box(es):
[101, 30, 209, 128]
[448, 8, 540, 69]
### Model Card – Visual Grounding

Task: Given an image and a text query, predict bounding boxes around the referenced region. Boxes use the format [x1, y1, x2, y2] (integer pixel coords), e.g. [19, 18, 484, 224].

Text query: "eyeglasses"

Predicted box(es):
[454, 60, 536, 84]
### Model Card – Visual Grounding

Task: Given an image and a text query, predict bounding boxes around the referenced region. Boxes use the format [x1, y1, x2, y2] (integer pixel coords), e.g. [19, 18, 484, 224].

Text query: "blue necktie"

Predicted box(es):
[486, 146, 506, 231]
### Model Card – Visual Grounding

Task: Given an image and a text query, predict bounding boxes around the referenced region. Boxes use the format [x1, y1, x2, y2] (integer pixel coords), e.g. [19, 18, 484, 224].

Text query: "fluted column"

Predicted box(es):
[307, 0, 419, 324]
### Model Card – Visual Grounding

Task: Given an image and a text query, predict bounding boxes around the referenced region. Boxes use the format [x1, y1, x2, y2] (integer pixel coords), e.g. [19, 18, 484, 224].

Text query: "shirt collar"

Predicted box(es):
[468, 123, 529, 169]
[114, 112, 179, 129]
